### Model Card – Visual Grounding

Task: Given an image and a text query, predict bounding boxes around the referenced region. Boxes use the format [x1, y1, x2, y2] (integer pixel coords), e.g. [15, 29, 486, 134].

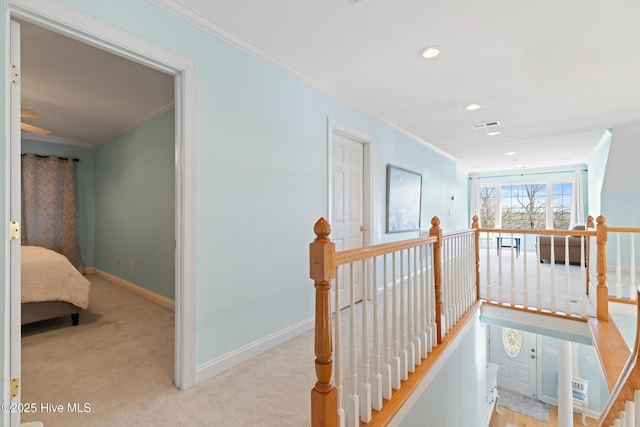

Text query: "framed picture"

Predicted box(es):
[386, 164, 423, 233]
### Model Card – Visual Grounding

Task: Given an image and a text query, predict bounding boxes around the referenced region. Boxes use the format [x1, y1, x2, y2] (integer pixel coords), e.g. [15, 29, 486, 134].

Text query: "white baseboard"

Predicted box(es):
[539, 395, 600, 420]
[195, 316, 314, 385]
[86, 267, 175, 312]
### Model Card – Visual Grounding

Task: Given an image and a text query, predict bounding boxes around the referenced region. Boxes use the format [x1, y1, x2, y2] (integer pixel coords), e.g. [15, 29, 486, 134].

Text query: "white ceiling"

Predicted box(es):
[19, 20, 174, 147]
[154, 0, 640, 173]
[20, 1, 640, 173]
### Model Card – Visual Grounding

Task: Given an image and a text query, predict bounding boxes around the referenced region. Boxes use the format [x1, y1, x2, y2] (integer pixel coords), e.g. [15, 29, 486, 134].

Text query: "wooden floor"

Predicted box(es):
[489, 405, 597, 427]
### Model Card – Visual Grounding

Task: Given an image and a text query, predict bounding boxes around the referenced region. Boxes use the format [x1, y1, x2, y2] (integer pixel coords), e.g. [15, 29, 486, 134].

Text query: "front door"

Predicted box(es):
[330, 131, 365, 308]
[489, 325, 538, 398]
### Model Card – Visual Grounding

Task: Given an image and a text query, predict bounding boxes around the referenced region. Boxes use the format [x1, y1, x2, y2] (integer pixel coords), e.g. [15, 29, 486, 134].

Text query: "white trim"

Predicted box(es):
[7, 0, 198, 392]
[195, 317, 315, 385]
[149, 0, 457, 164]
[87, 268, 175, 312]
[327, 118, 373, 246]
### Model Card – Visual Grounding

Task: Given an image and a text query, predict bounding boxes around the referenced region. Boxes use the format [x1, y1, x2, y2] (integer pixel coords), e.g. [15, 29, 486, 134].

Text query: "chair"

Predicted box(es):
[572, 377, 589, 425]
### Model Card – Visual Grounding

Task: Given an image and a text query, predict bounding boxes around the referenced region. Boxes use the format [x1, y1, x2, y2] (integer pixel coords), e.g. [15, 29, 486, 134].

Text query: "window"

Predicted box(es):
[501, 184, 546, 230]
[479, 180, 572, 230]
[552, 183, 572, 230]
[502, 328, 523, 358]
[479, 186, 496, 228]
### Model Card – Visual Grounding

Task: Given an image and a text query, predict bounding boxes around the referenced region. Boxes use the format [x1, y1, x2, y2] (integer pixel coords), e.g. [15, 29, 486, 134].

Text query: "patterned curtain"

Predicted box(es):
[21, 153, 84, 273]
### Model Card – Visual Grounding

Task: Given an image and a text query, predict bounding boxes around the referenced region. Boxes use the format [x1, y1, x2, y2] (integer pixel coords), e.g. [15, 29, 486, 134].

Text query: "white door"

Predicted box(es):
[489, 325, 538, 398]
[330, 132, 365, 308]
[9, 19, 23, 427]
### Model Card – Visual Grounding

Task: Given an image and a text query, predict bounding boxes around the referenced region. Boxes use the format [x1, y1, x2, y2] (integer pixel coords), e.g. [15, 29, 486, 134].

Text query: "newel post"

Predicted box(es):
[596, 215, 609, 321]
[472, 215, 480, 301]
[430, 216, 443, 344]
[310, 218, 338, 427]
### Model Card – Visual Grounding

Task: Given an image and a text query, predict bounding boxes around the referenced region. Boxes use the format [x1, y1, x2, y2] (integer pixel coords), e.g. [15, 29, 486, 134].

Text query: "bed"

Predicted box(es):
[21, 246, 91, 326]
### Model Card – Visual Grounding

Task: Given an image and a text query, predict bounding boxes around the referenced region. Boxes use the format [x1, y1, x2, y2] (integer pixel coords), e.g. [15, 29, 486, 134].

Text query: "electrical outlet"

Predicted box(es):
[130, 261, 134, 271]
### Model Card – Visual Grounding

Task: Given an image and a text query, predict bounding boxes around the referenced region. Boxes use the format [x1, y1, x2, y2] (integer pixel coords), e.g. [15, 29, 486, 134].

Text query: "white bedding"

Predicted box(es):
[21, 246, 90, 309]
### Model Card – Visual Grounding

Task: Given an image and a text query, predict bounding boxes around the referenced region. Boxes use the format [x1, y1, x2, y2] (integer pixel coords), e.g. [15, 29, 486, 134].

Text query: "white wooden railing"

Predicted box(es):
[473, 216, 602, 320]
[609, 227, 640, 301]
[310, 217, 478, 426]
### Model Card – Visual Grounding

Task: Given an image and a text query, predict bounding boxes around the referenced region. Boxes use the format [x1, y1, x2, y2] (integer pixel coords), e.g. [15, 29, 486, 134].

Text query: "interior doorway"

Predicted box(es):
[328, 120, 372, 307]
[7, 3, 197, 425]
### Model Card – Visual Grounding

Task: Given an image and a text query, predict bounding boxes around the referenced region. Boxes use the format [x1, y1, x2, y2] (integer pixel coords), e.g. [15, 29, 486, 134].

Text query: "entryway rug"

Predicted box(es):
[498, 387, 550, 423]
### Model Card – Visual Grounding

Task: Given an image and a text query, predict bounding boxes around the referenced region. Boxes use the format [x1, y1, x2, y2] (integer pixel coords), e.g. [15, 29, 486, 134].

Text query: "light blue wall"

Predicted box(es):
[586, 131, 611, 217]
[539, 336, 609, 413]
[20, 0, 465, 366]
[400, 317, 488, 427]
[21, 139, 96, 267]
[94, 109, 175, 299]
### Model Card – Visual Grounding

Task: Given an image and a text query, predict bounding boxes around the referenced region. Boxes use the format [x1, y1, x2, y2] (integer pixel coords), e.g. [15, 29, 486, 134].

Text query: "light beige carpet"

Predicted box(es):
[20, 274, 314, 426]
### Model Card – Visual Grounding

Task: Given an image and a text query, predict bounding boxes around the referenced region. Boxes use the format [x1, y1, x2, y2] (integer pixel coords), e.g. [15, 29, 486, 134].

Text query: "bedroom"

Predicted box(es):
[16, 19, 178, 423]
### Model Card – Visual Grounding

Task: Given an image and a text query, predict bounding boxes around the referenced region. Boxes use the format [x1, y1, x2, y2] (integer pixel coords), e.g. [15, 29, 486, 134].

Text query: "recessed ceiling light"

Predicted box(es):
[465, 104, 481, 111]
[486, 131, 501, 136]
[505, 151, 516, 156]
[419, 46, 440, 59]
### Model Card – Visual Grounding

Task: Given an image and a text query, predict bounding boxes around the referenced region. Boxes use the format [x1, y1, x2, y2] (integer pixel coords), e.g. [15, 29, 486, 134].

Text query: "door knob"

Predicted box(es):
[360, 225, 367, 232]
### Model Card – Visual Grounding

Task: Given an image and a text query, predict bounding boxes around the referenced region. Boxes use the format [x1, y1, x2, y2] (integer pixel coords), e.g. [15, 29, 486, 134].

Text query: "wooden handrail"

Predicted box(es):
[310, 218, 338, 427]
[598, 286, 640, 426]
[335, 236, 437, 266]
[476, 227, 596, 237]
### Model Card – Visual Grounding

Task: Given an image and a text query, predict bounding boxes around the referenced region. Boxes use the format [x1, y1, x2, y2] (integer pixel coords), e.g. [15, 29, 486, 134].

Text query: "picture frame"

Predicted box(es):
[386, 164, 423, 233]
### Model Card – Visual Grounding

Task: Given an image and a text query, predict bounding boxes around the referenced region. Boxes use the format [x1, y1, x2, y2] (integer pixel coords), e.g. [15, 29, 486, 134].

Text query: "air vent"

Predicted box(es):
[472, 121, 501, 130]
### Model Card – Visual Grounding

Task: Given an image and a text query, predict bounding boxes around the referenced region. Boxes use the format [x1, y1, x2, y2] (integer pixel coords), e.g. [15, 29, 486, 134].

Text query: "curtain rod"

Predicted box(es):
[470, 168, 587, 180]
[21, 153, 79, 162]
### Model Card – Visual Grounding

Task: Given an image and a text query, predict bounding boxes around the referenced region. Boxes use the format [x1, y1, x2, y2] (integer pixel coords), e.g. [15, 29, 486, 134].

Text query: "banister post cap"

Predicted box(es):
[314, 217, 331, 240]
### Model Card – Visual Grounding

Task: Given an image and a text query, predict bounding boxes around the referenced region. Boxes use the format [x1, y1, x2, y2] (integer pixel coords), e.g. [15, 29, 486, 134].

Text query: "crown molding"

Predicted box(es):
[148, 0, 457, 163]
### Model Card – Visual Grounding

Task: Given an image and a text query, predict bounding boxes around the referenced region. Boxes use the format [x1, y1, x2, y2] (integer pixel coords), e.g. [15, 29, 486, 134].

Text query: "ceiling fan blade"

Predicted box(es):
[21, 122, 51, 135]
[21, 108, 43, 119]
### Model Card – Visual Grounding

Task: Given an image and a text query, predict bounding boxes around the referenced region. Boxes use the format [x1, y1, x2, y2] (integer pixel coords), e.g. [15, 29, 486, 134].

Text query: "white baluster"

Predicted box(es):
[580, 236, 587, 318]
[419, 244, 429, 358]
[359, 260, 372, 422]
[413, 246, 422, 365]
[334, 274, 345, 426]
[550, 235, 556, 313]
[381, 254, 392, 400]
[624, 399, 633, 427]
[565, 235, 571, 315]
[391, 252, 400, 390]
[346, 264, 359, 427]
[498, 232, 503, 304]
[399, 250, 408, 380]
[370, 258, 382, 411]
[522, 234, 529, 308]
[633, 389, 640, 427]
[510, 233, 516, 305]
[486, 233, 492, 302]
[630, 235, 636, 301]
[616, 233, 622, 298]
[406, 248, 415, 373]
[536, 235, 542, 310]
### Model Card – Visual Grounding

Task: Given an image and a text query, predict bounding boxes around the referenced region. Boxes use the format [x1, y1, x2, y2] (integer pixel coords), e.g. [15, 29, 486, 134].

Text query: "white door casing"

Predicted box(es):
[489, 325, 538, 398]
[328, 121, 371, 308]
[8, 19, 23, 427]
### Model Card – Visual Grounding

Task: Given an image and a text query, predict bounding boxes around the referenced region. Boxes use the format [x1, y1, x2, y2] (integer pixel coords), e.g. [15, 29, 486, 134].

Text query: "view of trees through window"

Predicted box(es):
[479, 182, 572, 230]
